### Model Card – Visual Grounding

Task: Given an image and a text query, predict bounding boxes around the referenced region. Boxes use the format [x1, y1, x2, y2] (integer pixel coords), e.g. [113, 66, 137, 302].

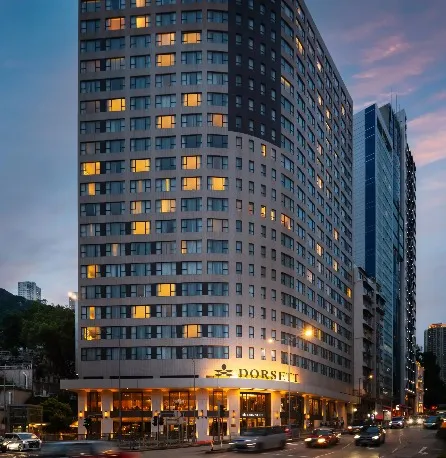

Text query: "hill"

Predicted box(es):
[0, 287, 31, 321]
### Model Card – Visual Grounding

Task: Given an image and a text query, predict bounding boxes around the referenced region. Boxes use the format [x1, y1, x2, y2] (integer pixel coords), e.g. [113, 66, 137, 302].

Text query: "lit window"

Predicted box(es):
[186, 324, 199, 338]
[182, 177, 201, 191]
[157, 283, 176, 297]
[207, 177, 227, 191]
[81, 162, 100, 175]
[131, 15, 150, 28]
[182, 93, 202, 107]
[131, 201, 142, 214]
[182, 156, 201, 170]
[87, 183, 96, 195]
[84, 327, 100, 341]
[182, 31, 201, 44]
[157, 199, 176, 213]
[260, 205, 266, 218]
[131, 159, 150, 172]
[132, 306, 147, 318]
[132, 221, 150, 235]
[346, 287, 352, 298]
[270, 209, 276, 221]
[87, 265, 98, 279]
[281, 213, 292, 230]
[88, 307, 95, 320]
[156, 115, 176, 129]
[316, 244, 323, 256]
[207, 113, 227, 127]
[156, 53, 175, 67]
[333, 229, 339, 240]
[106, 17, 125, 30]
[317, 176, 324, 188]
[333, 260, 339, 271]
[156, 32, 176, 46]
[108, 98, 125, 112]
[132, 0, 149, 6]
[261, 144, 266, 157]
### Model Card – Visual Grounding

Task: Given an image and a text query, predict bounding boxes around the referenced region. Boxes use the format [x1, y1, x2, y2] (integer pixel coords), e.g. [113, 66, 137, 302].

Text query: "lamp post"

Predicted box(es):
[357, 374, 373, 416]
[269, 328, 312, 430]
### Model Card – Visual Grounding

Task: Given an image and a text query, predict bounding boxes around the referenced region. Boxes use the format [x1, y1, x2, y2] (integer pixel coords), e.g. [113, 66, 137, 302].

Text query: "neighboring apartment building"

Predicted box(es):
[415, 361, 424, 414]
[68, 292, 78, 311]
[353, 103, 416, 412]
[17, 282, 41, 301]
[424, 324, 446, 383]
[62, 0, 356, 439]
[352, 266, 385, 420]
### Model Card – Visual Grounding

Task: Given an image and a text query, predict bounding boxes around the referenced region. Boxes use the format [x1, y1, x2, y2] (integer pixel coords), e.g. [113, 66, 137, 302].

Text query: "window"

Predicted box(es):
[207, 10, 228, 23]
[156, 12, 176, 26]
[156, 32, 176, 46]
[182, 156, 202, 169]
[156, 115, 176, 129]
[130, 55, 151, 68]
[156, 53, 175, 67]
[181, 113, 202, 127]
[132, 221, 150, 235]
[236, 346, 242, 358]
[207, 177, 227, 191]
[131, 0, 150, 6]
[182, 51, 202, 65]
[156, 199, 176, 213]
[207, 113, 227, 127]
[182, 31, 201, 43]
[249, 347, 254, 359]
[207, 135, 228, 148]
[182, 177, 201, 191]
[105, 17, 125, 30]
[130, 34, 151, 48]
[182, 93, 202, 106]
[131, 159, 150, 172]
[130, 15, 150, 28]
[181, 10, 202, 23]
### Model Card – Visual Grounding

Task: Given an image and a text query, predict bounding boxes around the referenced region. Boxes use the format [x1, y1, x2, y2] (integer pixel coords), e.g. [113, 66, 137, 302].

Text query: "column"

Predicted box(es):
[101, 391, 113, 437]
[270, 391, 282, 426]
[78, 391, 87, 437]
[196, 389, 209, 441]
[227, 389, 240, 439]
[336, 401, 347, 430]
[302, 395, 311, 430]
[321, 399, 327, 424]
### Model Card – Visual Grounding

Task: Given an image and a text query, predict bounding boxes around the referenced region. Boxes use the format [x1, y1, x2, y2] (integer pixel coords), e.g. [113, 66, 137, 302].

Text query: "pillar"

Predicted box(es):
[78, 391, 87, 437]
[101, 391, 113, 437]
[270, 391, 282, 426]
[321, 399, 327, 423]
[227, 389, 240, 438]
[302, 395, 311, 430]
[336, 401, 347, 430]
[195, 389, 209, 441]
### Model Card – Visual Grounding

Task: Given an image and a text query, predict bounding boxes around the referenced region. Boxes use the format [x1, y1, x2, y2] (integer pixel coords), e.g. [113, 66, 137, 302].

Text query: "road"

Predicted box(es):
[142, 428, 445, 458]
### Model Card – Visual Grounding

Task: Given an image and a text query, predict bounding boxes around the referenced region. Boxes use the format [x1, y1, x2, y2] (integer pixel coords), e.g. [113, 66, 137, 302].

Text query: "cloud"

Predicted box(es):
[362, 35, 411, 64]
[340, 16, 396, 43]
[409, 110, 446, 166]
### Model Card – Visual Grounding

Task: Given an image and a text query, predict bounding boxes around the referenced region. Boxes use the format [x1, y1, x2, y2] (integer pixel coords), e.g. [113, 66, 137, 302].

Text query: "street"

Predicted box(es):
[142, 428, 445, 458]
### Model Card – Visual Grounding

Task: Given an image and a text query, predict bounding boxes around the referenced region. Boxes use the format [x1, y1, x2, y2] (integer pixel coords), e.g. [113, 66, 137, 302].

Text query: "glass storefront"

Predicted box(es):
[162, 390, 196, 411]
[240, 393, 271, 431]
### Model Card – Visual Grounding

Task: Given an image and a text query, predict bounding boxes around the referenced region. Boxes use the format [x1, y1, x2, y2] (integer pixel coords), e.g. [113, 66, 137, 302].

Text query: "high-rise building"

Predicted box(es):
[62, 0, 355, 439]
[424, 324, 446, 383]
[68, 292, 78, 311]
[353, 103, 416, 413]
[17, 281, 41, 301]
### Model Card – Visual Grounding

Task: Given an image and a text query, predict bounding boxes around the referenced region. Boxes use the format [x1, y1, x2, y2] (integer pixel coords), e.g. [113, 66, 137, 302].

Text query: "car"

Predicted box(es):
[39, 441, 139, 458]
[304, 428, 340, 448]
[354, 426, 386, 447]
[423, 416, 443, 429]
[282, 424, 300, 440]
[407, 415, 425, 426]
[229, 426, 286, 452]
[1, 433, 42, 452]
[390, 417, 405, 429]
[347, 420, 367, 434]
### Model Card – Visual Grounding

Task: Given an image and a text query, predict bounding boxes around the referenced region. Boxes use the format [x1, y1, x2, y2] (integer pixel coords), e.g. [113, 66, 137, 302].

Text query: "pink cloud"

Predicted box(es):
[340, 16, 397, 43]
[362, 35, 411, 64]
[409, 110, 446, 167]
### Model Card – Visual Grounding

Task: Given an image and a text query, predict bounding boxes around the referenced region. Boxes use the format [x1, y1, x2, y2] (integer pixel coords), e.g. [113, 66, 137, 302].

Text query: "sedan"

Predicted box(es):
[354, 426, 386, 447]
[1, 433, 42, 452]
[423, 416, 443, 429]
[304, 428, 340, 448]
[390, 417, 405, 429]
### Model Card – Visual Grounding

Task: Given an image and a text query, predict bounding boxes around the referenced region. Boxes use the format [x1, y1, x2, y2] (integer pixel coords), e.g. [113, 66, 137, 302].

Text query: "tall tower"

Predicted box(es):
[63, 0, 355, 439]
[18, 281, 41, 301]
[425, 324, 446, 383]
[353, 103, 416, 412]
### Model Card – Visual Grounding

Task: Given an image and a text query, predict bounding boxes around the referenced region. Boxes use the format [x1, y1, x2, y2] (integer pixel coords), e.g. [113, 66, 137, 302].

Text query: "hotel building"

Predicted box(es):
[62, 0, 355, 439]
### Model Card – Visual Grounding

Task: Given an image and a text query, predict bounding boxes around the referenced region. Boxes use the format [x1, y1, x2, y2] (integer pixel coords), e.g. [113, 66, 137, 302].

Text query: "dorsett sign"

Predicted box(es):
[214, 365, 299, 383]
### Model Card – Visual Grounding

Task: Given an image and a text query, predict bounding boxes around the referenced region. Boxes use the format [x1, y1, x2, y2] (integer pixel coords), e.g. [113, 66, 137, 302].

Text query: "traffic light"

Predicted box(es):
[219, 405, 226, 418]
[152, 416, 158, 426]
[83, 417, 92, 430]
[159, 416, 164, 426]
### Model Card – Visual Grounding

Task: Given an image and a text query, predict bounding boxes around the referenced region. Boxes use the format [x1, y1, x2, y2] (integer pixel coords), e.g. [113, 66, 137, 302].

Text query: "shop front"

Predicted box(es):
[240, 392, 271, 431]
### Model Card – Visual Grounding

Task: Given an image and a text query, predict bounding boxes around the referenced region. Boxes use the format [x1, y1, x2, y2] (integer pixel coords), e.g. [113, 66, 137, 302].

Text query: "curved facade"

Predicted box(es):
[65, 0, 355, 439]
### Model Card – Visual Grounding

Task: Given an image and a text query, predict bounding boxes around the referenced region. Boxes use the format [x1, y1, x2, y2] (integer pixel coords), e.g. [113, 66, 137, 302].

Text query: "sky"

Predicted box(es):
[0, 0, 445, 346]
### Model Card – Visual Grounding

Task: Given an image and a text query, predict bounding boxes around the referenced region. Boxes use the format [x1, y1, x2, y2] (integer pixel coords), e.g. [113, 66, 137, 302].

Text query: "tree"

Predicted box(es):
[41, 398, 74, 433]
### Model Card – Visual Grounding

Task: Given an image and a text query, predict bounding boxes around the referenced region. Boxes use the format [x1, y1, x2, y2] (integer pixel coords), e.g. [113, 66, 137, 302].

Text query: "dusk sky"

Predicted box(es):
[0, 1, 444, 345]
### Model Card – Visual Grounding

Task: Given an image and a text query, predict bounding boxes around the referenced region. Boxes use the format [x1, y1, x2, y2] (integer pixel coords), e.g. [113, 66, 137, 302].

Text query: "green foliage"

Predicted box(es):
[41, 398, 74, 433]
[0, 290, 75, 378]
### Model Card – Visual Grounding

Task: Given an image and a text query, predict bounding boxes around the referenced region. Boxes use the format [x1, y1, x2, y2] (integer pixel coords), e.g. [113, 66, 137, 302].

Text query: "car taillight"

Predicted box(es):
[119, 452, 141, 458]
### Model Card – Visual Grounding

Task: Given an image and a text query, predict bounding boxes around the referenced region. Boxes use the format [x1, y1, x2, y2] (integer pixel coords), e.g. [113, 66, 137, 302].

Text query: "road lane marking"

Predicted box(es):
[418, 446, 428, 454]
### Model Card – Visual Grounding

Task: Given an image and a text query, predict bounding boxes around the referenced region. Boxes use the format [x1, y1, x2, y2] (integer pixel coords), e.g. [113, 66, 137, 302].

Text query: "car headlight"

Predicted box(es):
[354, 435, 360, 439]
[347, 426, 352, 429]
[417, 419, 423, 424]
[317, 438, 326, 443]
[372, 436, 379, 440]
[304, 438, 312, 442]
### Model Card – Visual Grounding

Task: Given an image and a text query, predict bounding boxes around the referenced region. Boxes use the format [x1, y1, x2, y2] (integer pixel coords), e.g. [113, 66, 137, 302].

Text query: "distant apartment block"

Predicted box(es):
[17, 282, 41, 301]
[424, 323, 446, 383]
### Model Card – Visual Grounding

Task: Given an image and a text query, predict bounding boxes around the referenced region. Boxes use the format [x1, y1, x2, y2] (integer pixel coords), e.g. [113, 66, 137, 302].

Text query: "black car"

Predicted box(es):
[354, 426, 386, 447]
[347, 421, 366, 434]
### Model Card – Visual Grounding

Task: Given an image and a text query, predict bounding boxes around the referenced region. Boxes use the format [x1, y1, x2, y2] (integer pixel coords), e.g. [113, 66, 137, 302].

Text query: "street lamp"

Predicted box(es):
[357, 374, 373, 414]
[268, 328, 313, 430]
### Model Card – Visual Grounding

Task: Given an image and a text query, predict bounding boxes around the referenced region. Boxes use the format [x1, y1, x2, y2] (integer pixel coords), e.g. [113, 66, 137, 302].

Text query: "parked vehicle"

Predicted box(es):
[229, 426, 286, 452]
[39, 441, 139, 458]
[304, 428, 340, 448]
[390, 417, 405, 429]
[354, 426, 386, 447]
[282, 424, 300, 440]
[1, 433, 42, 452]
[423, 416, 443, 429]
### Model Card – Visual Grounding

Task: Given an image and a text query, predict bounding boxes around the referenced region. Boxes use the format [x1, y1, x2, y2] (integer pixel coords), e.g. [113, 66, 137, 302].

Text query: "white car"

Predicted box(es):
[1, 433, 42, 452]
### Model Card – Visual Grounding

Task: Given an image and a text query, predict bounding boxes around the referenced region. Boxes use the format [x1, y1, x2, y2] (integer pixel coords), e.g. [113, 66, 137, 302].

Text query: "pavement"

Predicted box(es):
[140, 427, 446, 458]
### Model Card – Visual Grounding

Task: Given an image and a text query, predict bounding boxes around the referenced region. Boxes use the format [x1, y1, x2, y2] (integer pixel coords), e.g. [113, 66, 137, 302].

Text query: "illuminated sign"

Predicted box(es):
[214, 365, 299, 383]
